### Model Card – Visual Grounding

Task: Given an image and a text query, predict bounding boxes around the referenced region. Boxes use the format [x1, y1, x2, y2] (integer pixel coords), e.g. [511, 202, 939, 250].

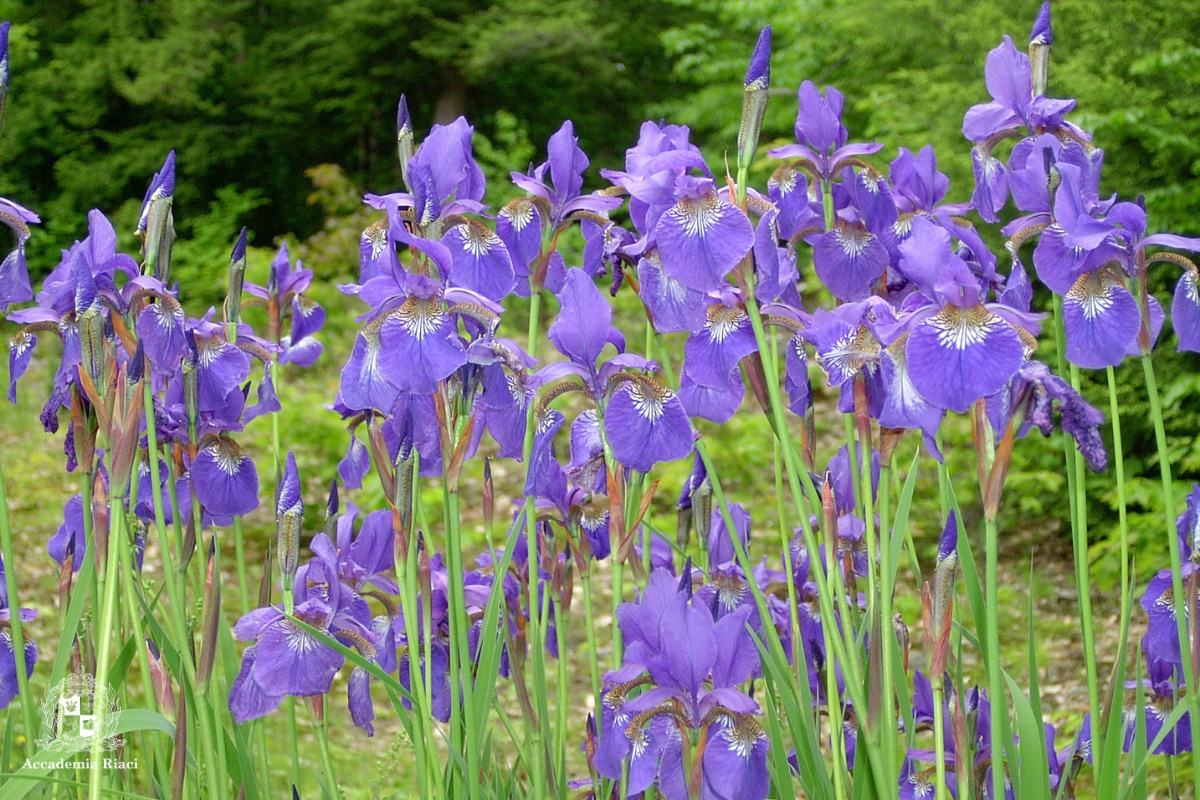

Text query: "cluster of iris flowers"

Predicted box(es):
[2, 4, 1200, 799]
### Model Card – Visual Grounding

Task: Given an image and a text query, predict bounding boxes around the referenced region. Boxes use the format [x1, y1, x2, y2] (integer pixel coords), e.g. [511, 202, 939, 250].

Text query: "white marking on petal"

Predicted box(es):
[835, 226, 871, 258]
[770, 167, 798, 196]
[705, 305, 747, 343]
[628, 726, 649, 758]
[362, 219, 388, 259]
[928, 306, 997, 351]
[714, 573, 747, 610]
[397, 296, 442, 340]
[1067, 271, 1118, 320]
[719, 713, 766, 759]
[196, 336, 232, 367]
[502, 199, 535, 232]
[626, 381, 672, 422]
[209, 439, 247, 476]
[820, 325, 880, 381]
[11, 331, 33, 357]
[669, 193, 725, 238]
[458, 222, 502, 257]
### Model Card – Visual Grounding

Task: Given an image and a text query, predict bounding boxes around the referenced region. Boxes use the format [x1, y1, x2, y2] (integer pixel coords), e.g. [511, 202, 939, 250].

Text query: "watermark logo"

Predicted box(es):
[36, 669, 122, 754]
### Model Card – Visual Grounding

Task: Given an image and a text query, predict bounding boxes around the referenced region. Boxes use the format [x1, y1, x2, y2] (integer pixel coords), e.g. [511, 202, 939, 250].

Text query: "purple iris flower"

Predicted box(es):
[890, 146, 969, 223]
[49, 494, 88, 572]
[602, 120, 703, 237]
[244, 244, 325, 366]
[441, 219, 517, 302]
[473, 337, 540, 459]
[0, 554, 37, 712]
[603, 374, 693, 474]
[1030, 163, 1122, 296]
[769, 81, 884, 183]
[802, 297, 888, 418]
[247, 243, 314, 305]
[597, 569, 768, 800]
[635, 249, 708, 335]
[543, 268, 692, 473]
[339, 270, 468, 409]
[1098, 198, 1200, 355]
[606, 137, 753, 294]
[899, 753, 959, 800]
[389, 117, 487, 228]
[0, 195, 39, 310]
[512, 120, 623, 230]
[1125, 658, 1192, 756]
[962, 29, 1086, 221]
[231, 527, 392, 730]
[396, 551, 515, 723]
[883, 217, 1038, 414]
[810, 167, 897, 302]
[986, 360, 1107, 473]
[654, 174, 754, 293]
[548, 267, 626, 382]
[962, 35, 1080, 145]
[679, 289, 759, 423]
[190, 433, 261, 519]
[1141, 485, 1200, 668]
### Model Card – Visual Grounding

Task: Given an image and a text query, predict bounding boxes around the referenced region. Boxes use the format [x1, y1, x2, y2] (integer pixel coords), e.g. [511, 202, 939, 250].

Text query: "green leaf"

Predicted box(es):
[0, 710, 180, 800]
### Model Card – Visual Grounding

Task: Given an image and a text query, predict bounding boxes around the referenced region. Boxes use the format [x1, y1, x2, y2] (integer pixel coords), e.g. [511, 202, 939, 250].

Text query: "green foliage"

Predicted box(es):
[0, 0, 700, 274]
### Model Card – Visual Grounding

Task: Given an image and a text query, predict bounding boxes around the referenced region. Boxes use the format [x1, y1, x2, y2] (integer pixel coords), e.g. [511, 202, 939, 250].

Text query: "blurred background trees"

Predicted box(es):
[2, 0, 1199, 578]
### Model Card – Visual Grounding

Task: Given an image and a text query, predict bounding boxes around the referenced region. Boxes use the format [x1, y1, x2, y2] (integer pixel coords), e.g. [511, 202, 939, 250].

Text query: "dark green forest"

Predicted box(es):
[3, 0, 1200, 575]
[5, 0, 1200, 255]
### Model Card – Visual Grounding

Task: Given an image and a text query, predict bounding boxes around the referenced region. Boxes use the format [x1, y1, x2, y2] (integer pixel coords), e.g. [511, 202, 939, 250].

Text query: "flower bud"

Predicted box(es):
[482, 458, 494, 532]
[0, 22, 10, 131]
[146, 638, 176, 717]
[277, 451, 303, 599]
[738, 26, 772, 173]
[139, 151, 176, 281]
[224, 228, 248, 333]
[933, 511, 959, 627]
[324, 479, 339, 539]
[196, 538, 220, 686]
[1029, 2, 1053, 97]
[397, 94, 414, 189]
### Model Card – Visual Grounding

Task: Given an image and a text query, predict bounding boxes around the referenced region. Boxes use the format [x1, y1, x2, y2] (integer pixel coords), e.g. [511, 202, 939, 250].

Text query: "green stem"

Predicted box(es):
[984, 517, 1004, 800]
[0, 457, 37, 749]
[933, 680, 948, 800]
[287, 698, 302, 793]
[1067, 364, 1102, 782]
[232, 515, 251, 615]
[581, 569, 601, 707]
[1104, 366, 1131, 678]
[443, 488, 480, 800]
[88, 491, 126, 800]
[1140, 353, 1200, 789]
[312, 701, 341, 799]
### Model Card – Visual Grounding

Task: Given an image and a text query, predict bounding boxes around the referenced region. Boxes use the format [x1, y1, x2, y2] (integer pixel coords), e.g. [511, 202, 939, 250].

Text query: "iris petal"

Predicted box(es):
[907, 305, 1025, 413]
